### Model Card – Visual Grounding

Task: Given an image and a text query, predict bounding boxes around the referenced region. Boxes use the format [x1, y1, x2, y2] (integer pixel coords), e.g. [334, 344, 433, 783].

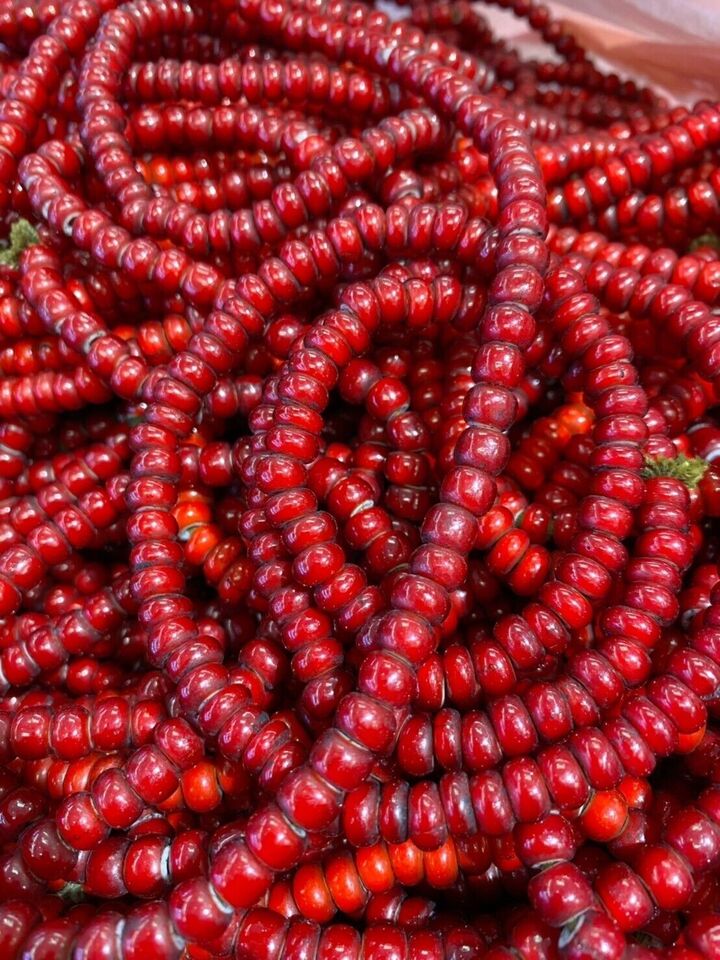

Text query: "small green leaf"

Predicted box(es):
[641, 453, 708, 489]
[689, 232, 720, 252]
[57, 881, 85, 903]
[0, 218, 40, 267]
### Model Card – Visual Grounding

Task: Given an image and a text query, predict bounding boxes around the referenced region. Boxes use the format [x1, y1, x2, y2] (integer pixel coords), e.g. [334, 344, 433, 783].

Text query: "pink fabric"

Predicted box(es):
[526, 0, 720, 105]
[381, 1, 720, 105]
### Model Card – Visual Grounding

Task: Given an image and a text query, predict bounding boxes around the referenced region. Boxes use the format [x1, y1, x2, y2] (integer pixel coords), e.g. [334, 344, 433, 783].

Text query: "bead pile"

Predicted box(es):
[2, 0, 720, 956]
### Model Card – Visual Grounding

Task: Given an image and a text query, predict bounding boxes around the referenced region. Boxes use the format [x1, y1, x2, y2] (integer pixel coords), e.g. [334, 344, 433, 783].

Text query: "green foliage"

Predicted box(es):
[641, 453, 708, 489]
[0, 219, 39, 267]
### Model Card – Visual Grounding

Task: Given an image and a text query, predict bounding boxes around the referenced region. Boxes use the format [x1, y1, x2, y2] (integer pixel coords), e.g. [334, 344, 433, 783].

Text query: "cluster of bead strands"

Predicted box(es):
[1, 0, 720, 956]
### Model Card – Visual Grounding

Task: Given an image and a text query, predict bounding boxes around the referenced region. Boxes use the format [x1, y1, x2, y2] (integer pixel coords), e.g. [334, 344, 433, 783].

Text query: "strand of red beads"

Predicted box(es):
[1, 0, 720, 956]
